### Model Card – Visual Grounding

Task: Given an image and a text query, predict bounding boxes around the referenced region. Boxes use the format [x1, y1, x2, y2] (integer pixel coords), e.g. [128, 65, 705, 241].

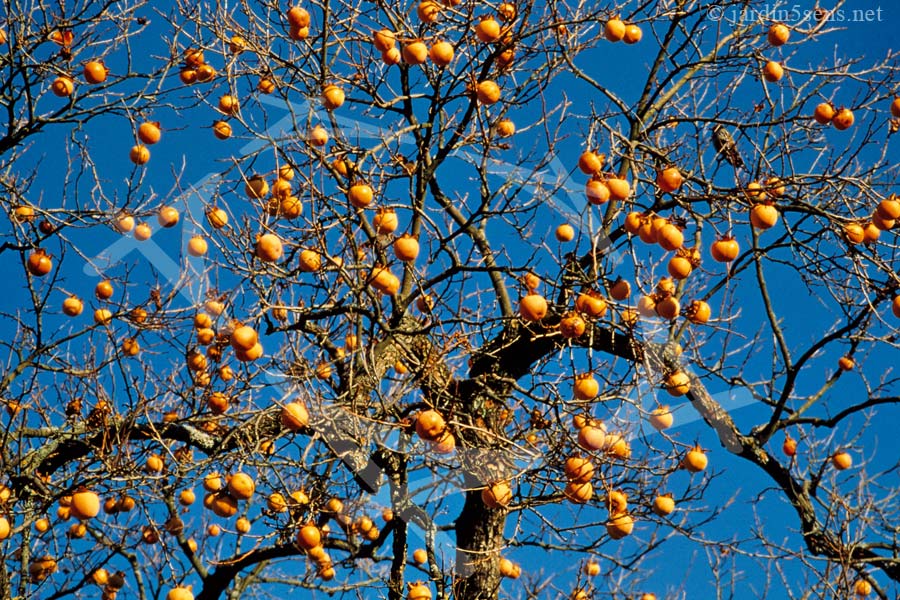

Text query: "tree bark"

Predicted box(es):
[453, 490, 506, 600]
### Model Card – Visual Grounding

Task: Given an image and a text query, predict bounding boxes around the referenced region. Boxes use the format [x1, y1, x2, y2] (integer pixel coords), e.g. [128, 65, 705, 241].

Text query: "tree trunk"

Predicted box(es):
[453, 490, 506, 600]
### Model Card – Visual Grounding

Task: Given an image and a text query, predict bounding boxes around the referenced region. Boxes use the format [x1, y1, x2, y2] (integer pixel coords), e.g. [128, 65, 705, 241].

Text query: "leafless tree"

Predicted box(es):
[1, 1, 899, 599]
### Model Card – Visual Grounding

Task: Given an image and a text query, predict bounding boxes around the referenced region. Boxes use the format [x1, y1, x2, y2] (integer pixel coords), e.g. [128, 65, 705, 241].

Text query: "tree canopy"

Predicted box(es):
[1, 1, 900, 599]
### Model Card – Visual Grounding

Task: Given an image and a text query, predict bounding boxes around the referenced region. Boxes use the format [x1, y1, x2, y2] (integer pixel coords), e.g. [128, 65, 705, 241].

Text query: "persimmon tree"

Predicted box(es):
[2, 0, 900, 599]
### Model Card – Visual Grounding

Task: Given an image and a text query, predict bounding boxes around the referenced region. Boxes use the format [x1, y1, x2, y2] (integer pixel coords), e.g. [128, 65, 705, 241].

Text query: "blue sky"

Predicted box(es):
[4, 2, 900, 599]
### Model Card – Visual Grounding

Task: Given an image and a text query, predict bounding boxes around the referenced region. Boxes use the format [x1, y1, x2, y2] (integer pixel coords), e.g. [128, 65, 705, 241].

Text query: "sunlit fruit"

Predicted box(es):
[585, 179, 610, 205]
[178, 67, 197, 84]
[416, 0, 441, 22]
[606, 513, 634, 539]
[114, 213, 135, 233]
[393, 234, 420, 261]
[767, 23, 790, 46]
[523, 272, 540, 290]
[27, 249, 53, 276]
[228, 472, 255, 500]
[765, 176, 786, 197]
[763, 61, 783, 82]
[649, 406, 673, 430]
[416, 410, 446, 440]
[235, 517, 251, 534]
[475, 17, 502, 43]
[575, 291, 607, 318]
[322, 84, 345, 110]
[564, 481, 594, 504]
[559, 312, 586, 338]
[838, 356, 854, 371]
[832, 451, 852, 470]
[623, 24, 642, 44]
[228, 34, 246, 54]
[411, 548, 428, 564]
[577, 425, 606, 451]
[348, 183, 374, 208]
[682, 446, 708, 473]
[138, 122, 161, 144]
[832, 108, 855, 130]
[555, 223, 575, 242]
[281, 401, 310, 431]
[577, 150, 603, 174]
[604, 18, 626, 42]
[157, 205, 179, 228]
[863, 222, 881, 243]
[495, 118, 515, 137]
[664, 370, 691, 396]
[475, 80, 501, 105]
[573, 373, 599, 400]
[287, 6, 311, 27]
[130, 145, 150, 165]
[751, 204, 779, 230]
[854, 579, 872, 597]
[710, 236, 740, 262]
[167, 586, 194, 600]
[216, 95, 238, 116]
[203, 473, 223, 492]
[872, 213, 895, 231]
[480, 481, 512, 509]
[309, 125, 329, 146]
[187, 235, 209, 256]
[564, 456, 594, 483]
[610, 278, 631, 300]
[497, 2, 516, 20]
[658, 223, 684, 251]
[62, 296, 84, 317]
[408, 582, 432, 600]
[668, 255, 692, 280]
[686, 299, 711, 325]
[373, 208, 399, 234]
[382, 47, 402, 65]
[814, 102, 835, 125]
[518, 293, 547, 321]
[373, 29, 396, 52]
[429, 40, 454, 66]
[257, 77, 275, 93]
[146, 454, 164, 473]
[256, 233, 283, 262]
[499, 557, 520, 579]
[782, 435, 797, 457]
[179, 489, 195, 506]
[656, 166, 683, 193]
[93, 308, 113, 324]
[206, 207, 228, 229]
[652, 494, 675, 516]
[183, 47, 204, 68]
[844, 222, 865, 244]
[584, 560, 600, 577]
[402, 41, 429, 64]
[286, 26, 311, 44]
[51, 76, 75, 97]
[213, 120, 232, 139]
[83, 61, 108, 84]
[70, 489, 101, 520]
[606, 176, 630, 200]
[133, 222, 151, 240]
